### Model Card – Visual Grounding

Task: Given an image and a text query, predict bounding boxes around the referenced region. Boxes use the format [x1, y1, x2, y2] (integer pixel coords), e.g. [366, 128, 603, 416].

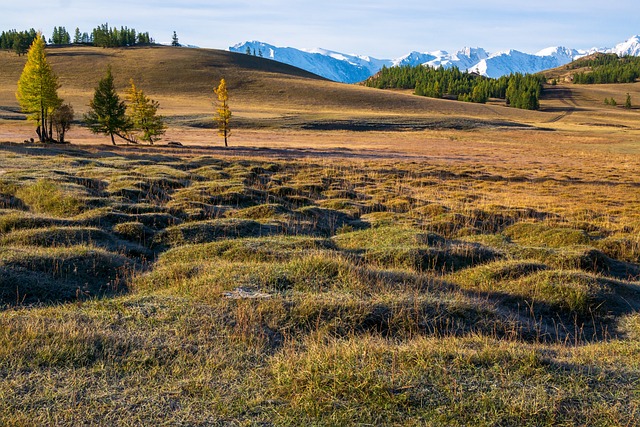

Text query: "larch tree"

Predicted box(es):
[126, 79, 166, 144]
[16, 33, 62, 142]
[84, 66, 133, 145]
[213, 78, 231, 147]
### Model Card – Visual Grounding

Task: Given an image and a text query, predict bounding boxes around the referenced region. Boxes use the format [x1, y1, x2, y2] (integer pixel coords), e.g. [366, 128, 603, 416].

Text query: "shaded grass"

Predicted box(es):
[0, 245, 131, 305]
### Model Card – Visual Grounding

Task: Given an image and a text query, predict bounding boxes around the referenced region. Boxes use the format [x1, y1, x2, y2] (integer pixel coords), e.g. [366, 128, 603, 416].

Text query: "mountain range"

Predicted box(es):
[230, 36, 640, 83]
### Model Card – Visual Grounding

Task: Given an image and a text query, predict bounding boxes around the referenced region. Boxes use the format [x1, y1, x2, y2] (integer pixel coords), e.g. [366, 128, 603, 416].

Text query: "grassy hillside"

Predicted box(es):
[1, 45, 639, 143]
[0, 45, 558, 128]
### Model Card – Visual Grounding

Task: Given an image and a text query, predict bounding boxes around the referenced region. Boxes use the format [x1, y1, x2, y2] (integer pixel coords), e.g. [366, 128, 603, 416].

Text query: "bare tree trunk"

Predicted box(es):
[39, 102, 46, 142]
[115, 133, 139, 145]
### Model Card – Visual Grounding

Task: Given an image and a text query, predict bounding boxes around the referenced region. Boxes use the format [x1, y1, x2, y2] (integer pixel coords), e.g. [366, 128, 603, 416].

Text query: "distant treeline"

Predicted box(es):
[0, 24, 154, 54]
[571, 54, 640, 84]
[0, 29, 40, 55]
[364, 65, 544, 110]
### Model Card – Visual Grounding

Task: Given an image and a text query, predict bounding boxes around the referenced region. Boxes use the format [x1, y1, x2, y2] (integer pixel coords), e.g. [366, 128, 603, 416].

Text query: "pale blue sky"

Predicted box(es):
[1, 1, 637, 58]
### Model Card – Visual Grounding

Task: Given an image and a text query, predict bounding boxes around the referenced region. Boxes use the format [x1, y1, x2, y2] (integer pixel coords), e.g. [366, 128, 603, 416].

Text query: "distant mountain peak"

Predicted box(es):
[229, 36, 640, 83]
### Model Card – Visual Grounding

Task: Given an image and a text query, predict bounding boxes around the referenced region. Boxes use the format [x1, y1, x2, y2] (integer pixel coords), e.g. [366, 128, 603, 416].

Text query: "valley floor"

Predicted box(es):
[0, 119, 640, 424]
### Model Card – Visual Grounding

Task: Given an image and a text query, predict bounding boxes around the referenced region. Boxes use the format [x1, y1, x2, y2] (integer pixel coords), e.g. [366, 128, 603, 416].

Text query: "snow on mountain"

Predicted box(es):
[426, 48, 490, 71]
[392, 51, 437, 67]
[229, 36, 640, 83]
[609, 35, 640, 56]
[230, 41, 390, 83]
[470, 48, 587, 79]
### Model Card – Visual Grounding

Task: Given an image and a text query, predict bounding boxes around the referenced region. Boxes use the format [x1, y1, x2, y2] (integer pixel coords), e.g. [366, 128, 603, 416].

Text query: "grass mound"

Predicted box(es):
[0, 226, 149, 256]
[0, 246, 131, 305]
[159, 235, 335, 264]
[452, 261, 640, 316]
[503, 222, 591, 247]
[335, 226, 499, 273]
[154, 218, 270, 247]
[15, 179, 86, 217]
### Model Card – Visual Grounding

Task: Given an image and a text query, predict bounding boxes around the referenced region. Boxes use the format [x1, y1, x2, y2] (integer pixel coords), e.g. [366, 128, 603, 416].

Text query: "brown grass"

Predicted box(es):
[1, 45, 640, 426]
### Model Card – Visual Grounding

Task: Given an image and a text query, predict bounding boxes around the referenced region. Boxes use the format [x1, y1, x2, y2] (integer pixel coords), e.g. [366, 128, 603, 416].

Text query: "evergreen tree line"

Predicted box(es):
[245, 46, 264, 57]
[364, 65, 544, 110]
[572, 55, 640, 84]
[1, 24, 153, 53]
[0, 29, 40, 55]
[91, 23, 152, 48]
[50, 26, 71, 44]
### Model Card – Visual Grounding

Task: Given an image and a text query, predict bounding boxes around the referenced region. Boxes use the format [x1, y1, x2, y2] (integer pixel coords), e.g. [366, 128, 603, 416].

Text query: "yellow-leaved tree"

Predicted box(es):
[16, 33, 63, 142]
[213, 78, 231, 147]
[126, 79, 166, 144]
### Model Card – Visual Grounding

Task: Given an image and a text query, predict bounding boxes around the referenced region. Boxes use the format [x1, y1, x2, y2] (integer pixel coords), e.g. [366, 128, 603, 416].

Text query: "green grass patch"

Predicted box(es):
[15, 179, 85, 217]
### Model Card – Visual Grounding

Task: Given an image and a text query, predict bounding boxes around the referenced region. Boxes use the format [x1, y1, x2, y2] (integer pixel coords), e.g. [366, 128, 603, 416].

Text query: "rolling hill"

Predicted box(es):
[0, 44, 638, 143]
[0, 45, 550, 131]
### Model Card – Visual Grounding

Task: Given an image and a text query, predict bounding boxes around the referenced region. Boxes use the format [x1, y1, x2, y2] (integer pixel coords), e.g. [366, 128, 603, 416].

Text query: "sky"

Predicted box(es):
[1, 1, 638, 58]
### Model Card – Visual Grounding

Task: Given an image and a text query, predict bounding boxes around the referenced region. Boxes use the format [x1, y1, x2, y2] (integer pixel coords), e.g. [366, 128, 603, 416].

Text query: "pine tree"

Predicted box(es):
[126, 79, 166, 144]
[84, 66, 133, 145]
[74, 28, 82, 44]
[213, 78, 231, 147]
[16, 34, 62, 142]
[171, 31, 180, 47]
[13, 32, 30, 56]
[625, 93, 632, 109]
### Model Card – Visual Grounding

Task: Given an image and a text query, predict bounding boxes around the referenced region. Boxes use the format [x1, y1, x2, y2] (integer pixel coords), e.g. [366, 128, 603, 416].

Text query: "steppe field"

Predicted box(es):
[1, 45, 640, 426]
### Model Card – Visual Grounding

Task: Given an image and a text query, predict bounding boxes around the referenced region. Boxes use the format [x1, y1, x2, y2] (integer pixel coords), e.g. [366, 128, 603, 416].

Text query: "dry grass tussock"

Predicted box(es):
[0, 139, 638, 425]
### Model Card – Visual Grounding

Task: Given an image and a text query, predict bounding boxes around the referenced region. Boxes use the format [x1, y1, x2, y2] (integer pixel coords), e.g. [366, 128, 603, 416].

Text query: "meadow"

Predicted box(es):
[0, 45, 639, 425]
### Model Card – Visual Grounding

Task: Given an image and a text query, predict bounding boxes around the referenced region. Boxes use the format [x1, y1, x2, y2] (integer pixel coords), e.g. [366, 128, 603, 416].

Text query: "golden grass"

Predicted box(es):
[0, 45, 640, 425]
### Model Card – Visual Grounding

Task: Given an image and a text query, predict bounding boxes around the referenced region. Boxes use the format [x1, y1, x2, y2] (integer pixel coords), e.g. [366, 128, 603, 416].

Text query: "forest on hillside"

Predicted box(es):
[364, 65, 545, 110]
[570, 53, 640, 84]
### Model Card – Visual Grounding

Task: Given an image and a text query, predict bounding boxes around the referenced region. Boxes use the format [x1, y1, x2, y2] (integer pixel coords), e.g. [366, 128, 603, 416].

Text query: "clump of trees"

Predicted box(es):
[91, 23, 152, 48]
[84, 67, 166, 145]
[1, 24, 154, 54]
[0, 29, 39, 55]
[15, 34, 74, 143]
[572, 54, 640, 84]
[50, 27, 71, 45]
[365, 65, 544, 110]
[245, 46, 264, 57]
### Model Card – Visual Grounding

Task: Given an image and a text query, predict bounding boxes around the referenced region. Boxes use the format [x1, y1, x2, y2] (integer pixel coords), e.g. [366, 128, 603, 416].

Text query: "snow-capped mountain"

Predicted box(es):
[609, 35, 640, 56]
[472, 48, 586, 78]
[230, 36, 640, 83]
[231, 41, 387, 83]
